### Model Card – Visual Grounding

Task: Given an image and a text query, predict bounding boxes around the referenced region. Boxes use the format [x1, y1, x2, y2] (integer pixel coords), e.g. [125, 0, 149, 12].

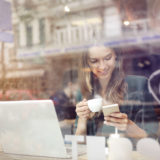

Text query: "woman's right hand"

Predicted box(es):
[76, 99, 91, 120]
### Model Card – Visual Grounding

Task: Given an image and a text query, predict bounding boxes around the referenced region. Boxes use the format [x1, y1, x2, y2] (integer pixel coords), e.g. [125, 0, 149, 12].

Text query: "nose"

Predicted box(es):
[98, 60, 105, 70]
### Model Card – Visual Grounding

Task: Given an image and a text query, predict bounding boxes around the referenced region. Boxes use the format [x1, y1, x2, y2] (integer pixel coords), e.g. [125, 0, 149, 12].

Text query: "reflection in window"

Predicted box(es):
[26, 23, 32, 47]
[39, 18, 45, 45]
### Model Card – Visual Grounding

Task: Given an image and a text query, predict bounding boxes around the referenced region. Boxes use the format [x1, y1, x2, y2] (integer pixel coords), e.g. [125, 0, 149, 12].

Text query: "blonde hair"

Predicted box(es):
[79, 46, 126, 104]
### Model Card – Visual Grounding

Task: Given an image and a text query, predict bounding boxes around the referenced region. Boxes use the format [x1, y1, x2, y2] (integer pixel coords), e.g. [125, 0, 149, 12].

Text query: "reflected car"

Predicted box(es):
[0, 90, 36, 101]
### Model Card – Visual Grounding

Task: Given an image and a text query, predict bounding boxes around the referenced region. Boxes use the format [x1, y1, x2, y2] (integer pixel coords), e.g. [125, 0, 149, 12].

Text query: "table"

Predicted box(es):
[0, 150, 150, 160]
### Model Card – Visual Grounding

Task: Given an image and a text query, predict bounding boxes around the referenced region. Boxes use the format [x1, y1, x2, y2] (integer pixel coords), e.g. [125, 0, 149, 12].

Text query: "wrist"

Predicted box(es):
[76, 117, 88, 135]
[79, 117, 88, 122]
[126, 120, 147, 138]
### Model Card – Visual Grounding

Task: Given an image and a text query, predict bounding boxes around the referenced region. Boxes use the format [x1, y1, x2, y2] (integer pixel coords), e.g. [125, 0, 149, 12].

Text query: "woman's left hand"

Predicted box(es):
[104, 112, 128, 131]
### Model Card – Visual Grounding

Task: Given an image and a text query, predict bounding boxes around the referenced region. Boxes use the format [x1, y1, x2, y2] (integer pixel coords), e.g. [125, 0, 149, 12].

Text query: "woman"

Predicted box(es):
[75, 45, 158, 139]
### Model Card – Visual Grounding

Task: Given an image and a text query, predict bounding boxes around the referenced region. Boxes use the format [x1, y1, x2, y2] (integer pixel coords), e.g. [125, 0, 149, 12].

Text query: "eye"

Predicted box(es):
[89, 59, 98, 63]
[104, 55, 112, 61]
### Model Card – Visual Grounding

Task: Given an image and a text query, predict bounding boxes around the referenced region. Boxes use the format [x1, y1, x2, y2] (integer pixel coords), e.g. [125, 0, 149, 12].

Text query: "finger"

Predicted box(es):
[109, 112, 128, 119]
[83, 98, 87, 102]
[104, 116, 128, 124]
[76, 101, 88, 108]
[77, 108, 90, 115]
[77, 112, 90, 118]
[104, 121, 128, 131]
[76, 106, 90, 116]
[76, 106, 90, 113]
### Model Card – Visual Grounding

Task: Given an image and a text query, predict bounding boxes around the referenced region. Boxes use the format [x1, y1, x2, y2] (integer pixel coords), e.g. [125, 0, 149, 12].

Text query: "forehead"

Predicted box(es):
[88, 46, 115, 58]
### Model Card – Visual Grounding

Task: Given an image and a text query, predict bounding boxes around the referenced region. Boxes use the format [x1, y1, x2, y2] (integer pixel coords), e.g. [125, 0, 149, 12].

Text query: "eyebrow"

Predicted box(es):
[89, 57, 97, 60]
[104, 53, 112, 58]
[89, 53, 112, 59]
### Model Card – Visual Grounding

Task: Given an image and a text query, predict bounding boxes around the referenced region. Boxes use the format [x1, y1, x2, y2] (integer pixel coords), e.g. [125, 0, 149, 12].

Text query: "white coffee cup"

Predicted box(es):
[87, 98, 102, 112]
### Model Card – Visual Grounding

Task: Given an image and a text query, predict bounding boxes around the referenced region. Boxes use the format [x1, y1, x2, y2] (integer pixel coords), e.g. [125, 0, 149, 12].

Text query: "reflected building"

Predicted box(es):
[3, 0, 160, 98]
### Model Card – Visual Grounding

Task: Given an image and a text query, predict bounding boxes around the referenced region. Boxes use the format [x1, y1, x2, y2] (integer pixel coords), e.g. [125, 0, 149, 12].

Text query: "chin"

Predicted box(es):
[98, 74, 109, 79]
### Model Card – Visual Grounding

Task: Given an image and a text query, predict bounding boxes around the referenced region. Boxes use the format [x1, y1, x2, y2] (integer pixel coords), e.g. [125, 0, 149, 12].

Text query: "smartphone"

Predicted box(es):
[102, 104, 119, 116]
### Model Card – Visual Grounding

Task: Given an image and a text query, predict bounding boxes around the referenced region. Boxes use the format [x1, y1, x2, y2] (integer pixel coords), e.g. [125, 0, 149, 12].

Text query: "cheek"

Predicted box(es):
[108, 59, 116, 70]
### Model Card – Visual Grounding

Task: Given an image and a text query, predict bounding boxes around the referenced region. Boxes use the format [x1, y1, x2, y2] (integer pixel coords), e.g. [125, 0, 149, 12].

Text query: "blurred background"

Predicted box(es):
[0, 0, 160, 135]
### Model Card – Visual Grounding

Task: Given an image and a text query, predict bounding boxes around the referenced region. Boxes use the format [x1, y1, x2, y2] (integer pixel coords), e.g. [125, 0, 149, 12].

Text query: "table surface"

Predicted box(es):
[0, 151, 150, 160]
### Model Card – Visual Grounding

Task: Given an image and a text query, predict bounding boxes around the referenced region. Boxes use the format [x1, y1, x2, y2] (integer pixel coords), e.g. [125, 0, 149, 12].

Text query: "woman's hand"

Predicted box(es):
[76, 99, 91, 120]
[75, 99, 93, 135]
[104, 112, 128, 131]
[104, 112, 147, 138]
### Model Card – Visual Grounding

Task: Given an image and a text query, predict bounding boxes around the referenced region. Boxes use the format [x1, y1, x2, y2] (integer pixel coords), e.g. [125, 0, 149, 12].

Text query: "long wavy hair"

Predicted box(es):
[79, 46, 127, 104]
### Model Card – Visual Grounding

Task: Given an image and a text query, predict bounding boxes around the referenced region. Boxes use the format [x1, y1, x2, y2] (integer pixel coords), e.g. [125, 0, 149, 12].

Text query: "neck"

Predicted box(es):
[99, 77, 110, 96]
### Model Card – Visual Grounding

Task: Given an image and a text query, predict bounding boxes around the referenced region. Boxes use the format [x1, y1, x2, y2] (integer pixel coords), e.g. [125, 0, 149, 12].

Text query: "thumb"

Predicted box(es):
[83, 98, 87, 102]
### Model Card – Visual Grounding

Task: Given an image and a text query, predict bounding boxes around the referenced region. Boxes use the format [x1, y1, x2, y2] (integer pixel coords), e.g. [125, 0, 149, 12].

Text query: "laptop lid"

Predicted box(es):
[0, 100, 68, 158]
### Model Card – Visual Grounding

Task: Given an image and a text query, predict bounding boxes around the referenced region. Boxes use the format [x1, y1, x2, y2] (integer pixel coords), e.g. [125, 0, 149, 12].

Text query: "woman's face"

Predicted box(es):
[87, 46, 116, 80]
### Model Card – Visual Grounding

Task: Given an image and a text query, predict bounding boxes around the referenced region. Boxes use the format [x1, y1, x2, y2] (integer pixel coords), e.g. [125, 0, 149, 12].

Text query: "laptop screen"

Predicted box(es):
[0, 100, 68, 158]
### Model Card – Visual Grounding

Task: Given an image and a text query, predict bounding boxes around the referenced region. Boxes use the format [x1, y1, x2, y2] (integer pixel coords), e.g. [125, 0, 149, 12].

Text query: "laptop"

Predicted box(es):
[0, 100, 84, 158]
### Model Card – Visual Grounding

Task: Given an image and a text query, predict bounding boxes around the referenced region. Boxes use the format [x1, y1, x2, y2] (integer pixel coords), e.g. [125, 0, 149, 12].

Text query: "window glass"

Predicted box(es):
[0, 0, 160, 158]
[26, 23, 33, 47]
[39, 18, 45, 45]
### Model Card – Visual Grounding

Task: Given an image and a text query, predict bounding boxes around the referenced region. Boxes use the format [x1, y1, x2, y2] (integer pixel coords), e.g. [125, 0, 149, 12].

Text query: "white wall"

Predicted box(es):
[104, 6, 122, 37]
[19, 22, 26, 47]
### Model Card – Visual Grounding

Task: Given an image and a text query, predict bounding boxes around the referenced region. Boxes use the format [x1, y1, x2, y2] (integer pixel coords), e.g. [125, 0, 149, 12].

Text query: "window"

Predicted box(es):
[39, 18, 45, 45]
[26, 23, 33, 47]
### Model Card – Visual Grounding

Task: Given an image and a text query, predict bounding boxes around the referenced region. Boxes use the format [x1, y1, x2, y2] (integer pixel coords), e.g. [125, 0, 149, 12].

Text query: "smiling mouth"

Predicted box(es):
[98, 71, 108, 76]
